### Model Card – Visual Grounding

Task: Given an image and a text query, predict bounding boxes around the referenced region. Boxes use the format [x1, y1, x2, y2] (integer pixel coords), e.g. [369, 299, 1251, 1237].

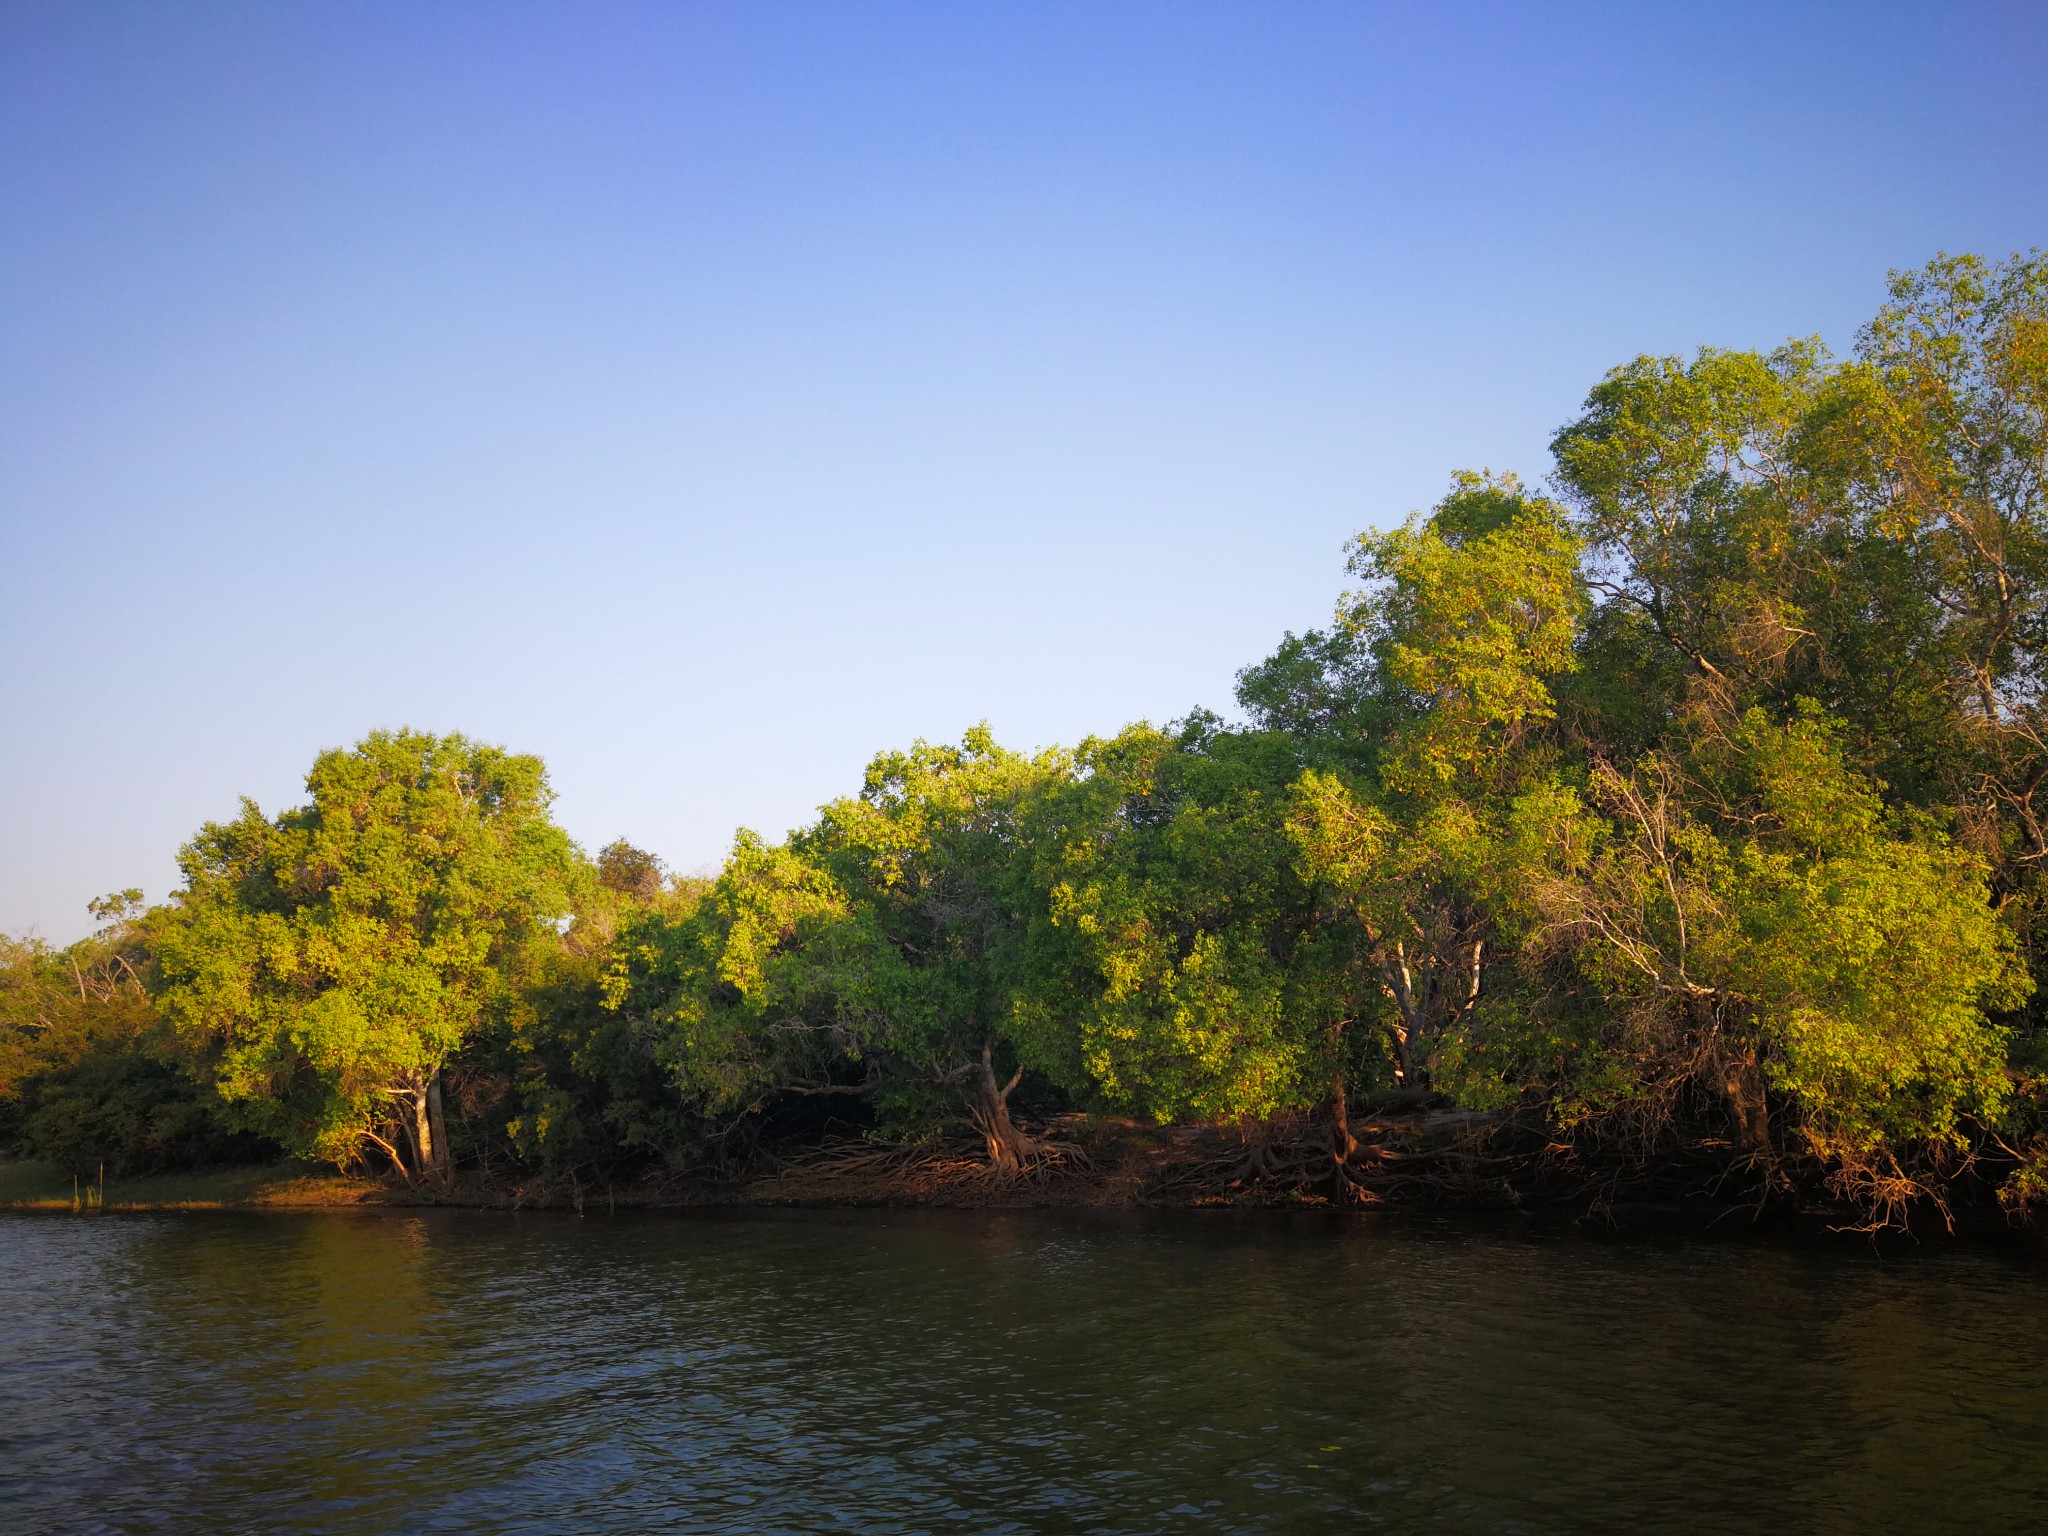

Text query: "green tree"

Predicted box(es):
[1820, 252, 2048, 850]
[804, 729, 1070, 1167]
[1527, 707, 2028, 1213]
[1550, 252, 2048, 834]
[458, 846, 704, 1183]
[1537, 251, 2047, 1210]
[1, 895, 255, 1174]
[1014, 718, 1328, 1124]
[152, 730, 580, 1181]
[606, 830, 866, 1137]
[1282, 474, 1585, 1092]
[616, 728, 1073, 1171]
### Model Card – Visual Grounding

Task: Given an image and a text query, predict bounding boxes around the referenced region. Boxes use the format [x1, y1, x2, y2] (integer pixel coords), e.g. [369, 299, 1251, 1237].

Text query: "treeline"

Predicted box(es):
[7, 251, 2048, 1226]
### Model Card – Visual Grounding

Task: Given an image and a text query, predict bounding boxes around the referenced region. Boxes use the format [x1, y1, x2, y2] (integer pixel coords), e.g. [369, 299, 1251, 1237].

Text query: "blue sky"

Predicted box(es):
[4, 1, 2045, 941]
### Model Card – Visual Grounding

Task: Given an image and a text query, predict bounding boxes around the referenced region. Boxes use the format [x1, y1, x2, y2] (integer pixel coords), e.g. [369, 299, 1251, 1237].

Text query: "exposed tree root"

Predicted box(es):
[745, 1120, 1092, 1204]
[457, 1105, 2003, 1235]
[1138, 1110, 1517, 1207]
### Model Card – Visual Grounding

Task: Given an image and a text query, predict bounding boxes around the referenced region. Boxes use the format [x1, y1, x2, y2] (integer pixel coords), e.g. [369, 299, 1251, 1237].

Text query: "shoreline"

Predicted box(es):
[7, 1130, 2044, 1248]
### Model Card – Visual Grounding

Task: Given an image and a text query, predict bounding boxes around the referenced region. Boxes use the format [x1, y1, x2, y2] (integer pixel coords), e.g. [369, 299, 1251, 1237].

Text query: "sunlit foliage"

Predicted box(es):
[12, 251, 2046, 1225]
[150, 730, 580, 1180]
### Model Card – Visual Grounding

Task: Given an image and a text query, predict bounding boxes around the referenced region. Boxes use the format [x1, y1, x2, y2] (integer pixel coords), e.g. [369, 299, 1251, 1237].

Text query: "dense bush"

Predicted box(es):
[0, 900, 271, 1174]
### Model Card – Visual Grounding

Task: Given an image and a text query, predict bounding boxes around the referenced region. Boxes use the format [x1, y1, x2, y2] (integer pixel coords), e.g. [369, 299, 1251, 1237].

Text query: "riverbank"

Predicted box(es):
[0, 1159, 387, 1211]
[0, 1113, 1477, 1216]
[5, 1110, 2037, 1242]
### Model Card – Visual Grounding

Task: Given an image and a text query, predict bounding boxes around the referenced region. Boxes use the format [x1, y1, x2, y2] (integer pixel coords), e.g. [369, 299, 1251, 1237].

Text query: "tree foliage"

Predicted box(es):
[12, 250, 2046, 1226]
[150, 730, 579, 1179]
[0, 895, 265, 1174]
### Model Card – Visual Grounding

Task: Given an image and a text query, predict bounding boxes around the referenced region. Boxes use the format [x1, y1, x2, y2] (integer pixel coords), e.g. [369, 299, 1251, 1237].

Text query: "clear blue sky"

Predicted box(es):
[4, 1, 2045, 942]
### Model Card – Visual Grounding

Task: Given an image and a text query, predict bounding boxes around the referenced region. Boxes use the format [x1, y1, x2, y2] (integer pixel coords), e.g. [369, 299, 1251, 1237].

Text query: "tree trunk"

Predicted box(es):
[426, 1071, 451, 1185]
[1381, 945, 1435, 1092]
[409, 1080, 436, 1181]
[1720, 1051, 1770, 1154]
[970, 1037, 1038, 1174]
[1331, 1076, 1358, 1162]
[392, 1087, 424, 1178]
[1382, 946, 1422, 1088]
[1328, 1076, 1358, 1202]
[1386, 1030, 1431, 1093]
[1386, 1022, 1413, 1089]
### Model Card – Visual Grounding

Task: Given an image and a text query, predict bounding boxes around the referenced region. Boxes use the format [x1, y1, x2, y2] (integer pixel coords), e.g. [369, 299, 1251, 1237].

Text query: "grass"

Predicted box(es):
[0, 1158, 388, 1210]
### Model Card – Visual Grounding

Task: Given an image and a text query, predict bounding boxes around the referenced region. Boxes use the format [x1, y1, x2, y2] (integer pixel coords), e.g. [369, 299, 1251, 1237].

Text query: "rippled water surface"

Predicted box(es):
[3, 1207, 2045, 1534]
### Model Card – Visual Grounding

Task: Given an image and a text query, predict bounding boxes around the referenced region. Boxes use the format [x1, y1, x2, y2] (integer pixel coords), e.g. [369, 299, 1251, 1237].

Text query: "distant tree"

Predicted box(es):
[87, 888, 146, 928]
[152, 730, 580, 1181]
[597, 840, 667, 903]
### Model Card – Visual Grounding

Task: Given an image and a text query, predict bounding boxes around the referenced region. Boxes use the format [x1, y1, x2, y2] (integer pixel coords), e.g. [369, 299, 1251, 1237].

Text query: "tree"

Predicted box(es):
[1821, 252, 2048, 856]
[1, 896, 253, 1175]
[1527, 706, 2029, 1216]
[607, 829, 872, 1134]
[1549, 252, 2048, 844]
[151, 730, 580, 1181]
[792, 727, 1074, 1170]
[596, 839, 668, 903]
[1529, 252, 2048, 1203]
[1014, 718, 1327, 1125]
[1283, 474, 1585, 1092]
[614, 729, 1073, 1172]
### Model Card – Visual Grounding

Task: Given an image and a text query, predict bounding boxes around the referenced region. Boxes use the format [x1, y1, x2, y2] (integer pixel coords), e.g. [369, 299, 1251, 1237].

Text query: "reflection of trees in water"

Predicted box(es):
[41, 1213, 2048, 1535]
[1217, 1232, 1820, 1530]
[117, 1214, 460, 1529]
[1804, 1264, 2048, 1535]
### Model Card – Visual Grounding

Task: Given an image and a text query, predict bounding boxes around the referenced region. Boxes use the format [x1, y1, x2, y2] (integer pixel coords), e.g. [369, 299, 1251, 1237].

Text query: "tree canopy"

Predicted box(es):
[150, 729, 580, 1180]
[10, 250, 2048, 1229]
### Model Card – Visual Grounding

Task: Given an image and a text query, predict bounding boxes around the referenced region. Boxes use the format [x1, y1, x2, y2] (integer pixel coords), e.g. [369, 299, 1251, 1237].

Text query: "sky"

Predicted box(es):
[4, 1, 2046, 943]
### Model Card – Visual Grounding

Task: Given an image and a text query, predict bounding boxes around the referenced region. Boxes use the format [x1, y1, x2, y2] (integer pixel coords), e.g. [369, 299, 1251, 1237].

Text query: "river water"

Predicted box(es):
[1, 1207, 2043, 1534]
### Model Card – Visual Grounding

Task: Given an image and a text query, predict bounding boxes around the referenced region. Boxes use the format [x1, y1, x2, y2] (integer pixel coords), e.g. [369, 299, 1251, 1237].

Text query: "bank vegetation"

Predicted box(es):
[9, 252, 2048, 1234]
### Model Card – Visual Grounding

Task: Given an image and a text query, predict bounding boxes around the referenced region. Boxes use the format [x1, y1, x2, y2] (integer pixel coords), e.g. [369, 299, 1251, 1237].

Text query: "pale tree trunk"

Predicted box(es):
[394, 1070, 453, 1185]
[427, 1072, 451, 1183]
[1378, 935, 1483, 1092]
[390, 1083, 424, 1178]
[1382, 940, 1426, 1088]
[408, 1080, 435, 1179]
[969, 1036, 1038, 1174]
[1386, 1022, 1418, 1089]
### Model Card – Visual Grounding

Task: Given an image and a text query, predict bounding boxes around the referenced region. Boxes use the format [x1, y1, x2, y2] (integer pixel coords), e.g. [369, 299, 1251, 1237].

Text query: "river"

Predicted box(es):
[2, 1207, 2043, 1533]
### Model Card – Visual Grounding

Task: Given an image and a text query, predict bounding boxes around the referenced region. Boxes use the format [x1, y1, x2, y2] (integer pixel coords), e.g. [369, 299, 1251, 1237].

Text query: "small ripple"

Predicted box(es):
[2, 1209, 2045, 1535]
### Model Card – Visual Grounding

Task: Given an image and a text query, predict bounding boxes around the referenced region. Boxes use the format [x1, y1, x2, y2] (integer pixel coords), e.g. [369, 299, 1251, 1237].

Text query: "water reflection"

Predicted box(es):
[2, 1208, 2043, 1534]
